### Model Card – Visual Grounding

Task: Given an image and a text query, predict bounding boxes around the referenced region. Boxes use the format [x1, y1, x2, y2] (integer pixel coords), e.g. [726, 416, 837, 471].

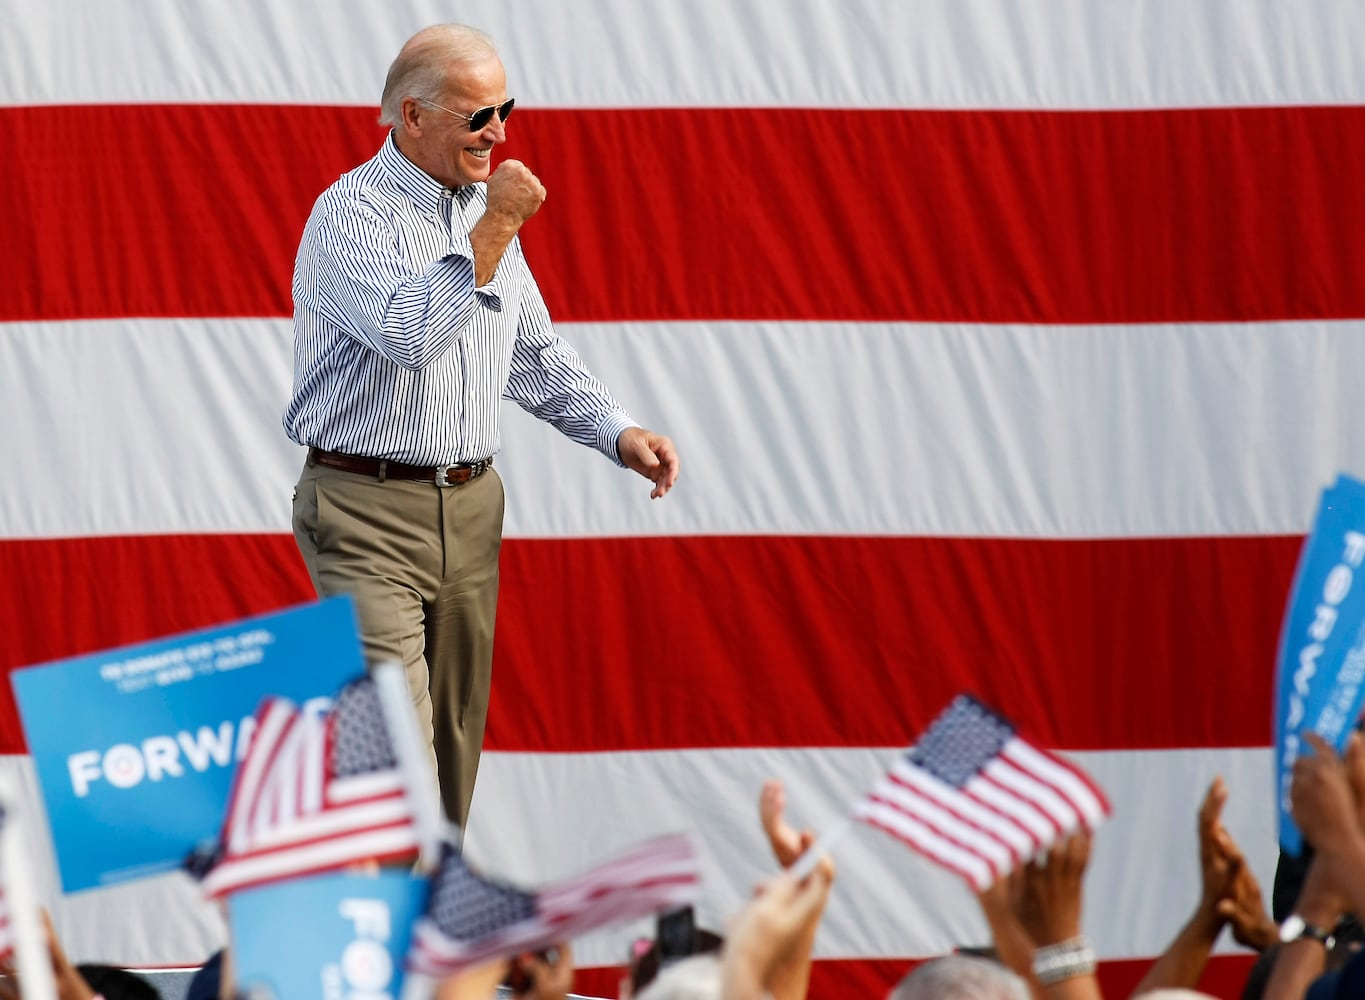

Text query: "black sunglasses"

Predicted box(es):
[418, 97, 516, 132]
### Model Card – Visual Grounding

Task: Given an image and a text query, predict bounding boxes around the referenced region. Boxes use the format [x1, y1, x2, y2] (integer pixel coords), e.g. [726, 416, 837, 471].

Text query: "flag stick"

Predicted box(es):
[399, 969, 438, 1000]
[372, 661, 449, 872]
[787, 814, 851, 881]
[0, 797, 56, 1000]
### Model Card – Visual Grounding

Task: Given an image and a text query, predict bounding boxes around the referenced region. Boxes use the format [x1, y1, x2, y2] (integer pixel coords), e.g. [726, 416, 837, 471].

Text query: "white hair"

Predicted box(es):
[634, 955, 723, 1000]
[378, 24, 499, 126]
[889, 955, 1030, 1000]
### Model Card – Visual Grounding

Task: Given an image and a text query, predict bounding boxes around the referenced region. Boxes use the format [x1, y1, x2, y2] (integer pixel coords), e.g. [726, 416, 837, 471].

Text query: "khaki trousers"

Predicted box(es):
[291, 459, 504, 828]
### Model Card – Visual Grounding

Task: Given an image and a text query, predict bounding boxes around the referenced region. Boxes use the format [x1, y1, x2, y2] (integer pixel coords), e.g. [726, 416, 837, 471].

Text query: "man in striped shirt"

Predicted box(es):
[284, 23, 680, 828]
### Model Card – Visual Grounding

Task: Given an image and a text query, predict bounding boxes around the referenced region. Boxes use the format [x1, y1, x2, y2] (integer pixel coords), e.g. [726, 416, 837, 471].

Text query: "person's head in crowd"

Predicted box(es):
[75, 964, 162, 1000]
[633, 954, 723, 1000]
[887, 954, 1028, 999]
[626, 927, 724, 997]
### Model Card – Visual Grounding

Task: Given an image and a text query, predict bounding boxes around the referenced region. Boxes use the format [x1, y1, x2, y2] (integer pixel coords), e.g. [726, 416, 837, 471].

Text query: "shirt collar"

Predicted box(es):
[377, 130, 476, 215]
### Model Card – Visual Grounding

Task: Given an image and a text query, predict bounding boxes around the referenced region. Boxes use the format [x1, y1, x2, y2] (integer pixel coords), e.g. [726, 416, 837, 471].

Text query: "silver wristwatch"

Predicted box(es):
[1279, 914, 1335, 948]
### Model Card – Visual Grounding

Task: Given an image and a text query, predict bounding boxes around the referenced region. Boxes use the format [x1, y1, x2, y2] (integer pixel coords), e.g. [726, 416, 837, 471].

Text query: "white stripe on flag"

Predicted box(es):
[861, 786, 1015, 873]
[246, 797, 412, 852]
[963, 774, 1059, 845]
[983, 757, 1082, 834]
[226, 702, 293, 855]
[250, 714, 313, 846]
[852, 799, 996, 891]
[10, 0, 1365, 108]
[202, 826, 421, 897]
[886, 759, 1038, 857]
[1002, 740, 1110, 827]
[5, 318, 1363, 541]
[327, 771, 407, 804]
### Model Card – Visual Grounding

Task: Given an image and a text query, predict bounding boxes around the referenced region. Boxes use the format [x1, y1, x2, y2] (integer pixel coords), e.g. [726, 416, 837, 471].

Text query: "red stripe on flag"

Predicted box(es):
[493, 533, 1298, 752]
[0, 533, 1298, 754]
[3, 105, 1365, 323]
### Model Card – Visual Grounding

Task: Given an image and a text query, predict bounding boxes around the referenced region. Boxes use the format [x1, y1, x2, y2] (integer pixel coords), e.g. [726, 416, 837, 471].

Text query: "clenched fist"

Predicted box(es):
[471, 159, 547, 284]
[486, 158, 546, 226]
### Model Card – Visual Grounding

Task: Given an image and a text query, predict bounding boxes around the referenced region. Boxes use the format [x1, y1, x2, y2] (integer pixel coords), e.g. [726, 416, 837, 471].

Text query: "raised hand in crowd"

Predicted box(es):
[631, 780, 832, 1000]
[976, 868, 1038, 989]
[505, 944, 574, 1000]
[718, 864, 835, 1000]
[756, 779, 835, 1000]
[759, 780, 805, 868]
[1132, 777, 1275, 995]
[1263, 731, 1365, 1000]
[974, 831, 1101, 1000]
[1290, 733, 1365, 897]
[1016, 832, 1101, 1000]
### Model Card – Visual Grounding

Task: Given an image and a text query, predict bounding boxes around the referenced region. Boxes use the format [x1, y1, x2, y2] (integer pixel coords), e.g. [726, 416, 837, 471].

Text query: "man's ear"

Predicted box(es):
[400, 96, 424, 134]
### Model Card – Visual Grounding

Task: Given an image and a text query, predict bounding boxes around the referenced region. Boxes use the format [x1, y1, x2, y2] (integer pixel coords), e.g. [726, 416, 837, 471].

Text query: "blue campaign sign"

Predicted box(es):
[1274, 475, 1365, 855]
[230, 869, 428, 1000]
[10, 596, 364, 892]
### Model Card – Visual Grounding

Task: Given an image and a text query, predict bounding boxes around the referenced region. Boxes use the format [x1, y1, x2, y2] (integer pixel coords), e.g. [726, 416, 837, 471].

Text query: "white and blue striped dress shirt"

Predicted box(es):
[284, 133, 636, 467]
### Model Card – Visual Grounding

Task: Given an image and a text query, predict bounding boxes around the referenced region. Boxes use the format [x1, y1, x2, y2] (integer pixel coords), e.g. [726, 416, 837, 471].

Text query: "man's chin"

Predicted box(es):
[460, 150, 493, 181]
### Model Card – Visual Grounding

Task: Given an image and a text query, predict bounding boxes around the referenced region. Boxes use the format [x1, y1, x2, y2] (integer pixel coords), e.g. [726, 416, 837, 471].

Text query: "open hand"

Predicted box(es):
[617, 427, 680, 498]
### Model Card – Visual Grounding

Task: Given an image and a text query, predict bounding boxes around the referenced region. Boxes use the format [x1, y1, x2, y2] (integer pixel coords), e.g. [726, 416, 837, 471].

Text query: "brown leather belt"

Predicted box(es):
[308, 447, 493, 487]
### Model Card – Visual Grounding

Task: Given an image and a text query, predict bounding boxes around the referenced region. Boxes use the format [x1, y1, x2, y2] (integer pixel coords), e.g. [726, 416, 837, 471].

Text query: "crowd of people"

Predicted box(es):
[17, 742, 1365, 999]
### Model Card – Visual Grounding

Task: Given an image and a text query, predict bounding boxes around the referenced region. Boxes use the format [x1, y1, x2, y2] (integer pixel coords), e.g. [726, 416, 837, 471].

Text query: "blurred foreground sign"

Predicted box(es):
[1274, 475, 1365, 855]
[11, 597, 363, 891]
[230, 869, 428, 1000]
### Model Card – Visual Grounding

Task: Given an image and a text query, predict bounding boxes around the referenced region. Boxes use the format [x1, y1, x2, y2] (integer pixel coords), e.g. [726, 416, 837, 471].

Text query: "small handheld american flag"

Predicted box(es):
[198, 676, 421, 898]
[851, 694, 1110, 891]
[406, 833, 699, 979]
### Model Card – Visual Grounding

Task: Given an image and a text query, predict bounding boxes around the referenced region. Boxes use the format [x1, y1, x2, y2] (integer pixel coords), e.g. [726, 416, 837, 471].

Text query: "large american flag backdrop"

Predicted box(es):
[3, 1, 1363, 995]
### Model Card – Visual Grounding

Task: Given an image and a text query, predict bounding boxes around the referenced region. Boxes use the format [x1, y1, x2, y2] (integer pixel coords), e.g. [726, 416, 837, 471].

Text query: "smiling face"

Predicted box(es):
[395, 54, 509, 188]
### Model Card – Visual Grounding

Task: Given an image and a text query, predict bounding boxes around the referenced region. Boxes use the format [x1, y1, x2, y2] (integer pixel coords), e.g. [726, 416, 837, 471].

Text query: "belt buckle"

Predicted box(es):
[433, 460, 486, 487]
